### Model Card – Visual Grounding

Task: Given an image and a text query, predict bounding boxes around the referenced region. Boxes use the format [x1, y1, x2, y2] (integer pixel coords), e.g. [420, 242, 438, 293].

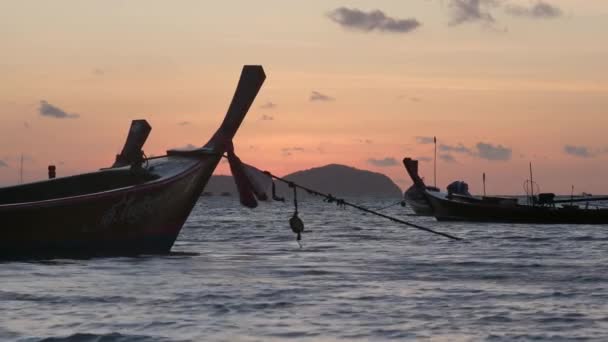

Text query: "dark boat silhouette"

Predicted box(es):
[0, 65, 266, 258]
[403, 157, 608, 224]
[402, 158, 473, 216]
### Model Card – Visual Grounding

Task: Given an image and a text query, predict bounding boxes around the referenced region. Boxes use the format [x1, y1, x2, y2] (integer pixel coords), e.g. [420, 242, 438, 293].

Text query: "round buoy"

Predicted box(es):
[289, 212, 304, 241]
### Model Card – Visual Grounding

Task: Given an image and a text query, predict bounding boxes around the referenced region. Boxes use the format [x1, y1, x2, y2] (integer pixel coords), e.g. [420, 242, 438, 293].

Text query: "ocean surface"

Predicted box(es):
[2, 196, 608, 341]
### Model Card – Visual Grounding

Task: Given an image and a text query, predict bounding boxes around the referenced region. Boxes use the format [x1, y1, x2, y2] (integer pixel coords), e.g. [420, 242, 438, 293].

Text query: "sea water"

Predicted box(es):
[2, 197, 608, 341]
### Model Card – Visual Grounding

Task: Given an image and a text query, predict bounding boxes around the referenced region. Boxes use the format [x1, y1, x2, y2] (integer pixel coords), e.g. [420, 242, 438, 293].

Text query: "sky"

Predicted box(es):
[1, 0, 607, 195]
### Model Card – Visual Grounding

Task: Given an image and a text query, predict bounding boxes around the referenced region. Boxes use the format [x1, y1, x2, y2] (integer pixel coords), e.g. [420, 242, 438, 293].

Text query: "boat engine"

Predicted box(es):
[447, 181, 472, 197]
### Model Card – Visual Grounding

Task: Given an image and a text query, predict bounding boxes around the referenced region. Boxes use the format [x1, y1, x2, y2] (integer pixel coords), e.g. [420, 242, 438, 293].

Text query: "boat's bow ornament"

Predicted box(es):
[166, 65, 272, 208]
[205, 65, 266, 152]
[226, 142, 273, 208]
[211, 65, 271, 208]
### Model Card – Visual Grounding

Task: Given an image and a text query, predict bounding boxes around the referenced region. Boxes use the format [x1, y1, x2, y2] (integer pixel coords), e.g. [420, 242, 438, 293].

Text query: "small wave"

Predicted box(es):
[0, 291, 137, 305]
[569, 235, 608, 242]
[31, 332, 183, 342]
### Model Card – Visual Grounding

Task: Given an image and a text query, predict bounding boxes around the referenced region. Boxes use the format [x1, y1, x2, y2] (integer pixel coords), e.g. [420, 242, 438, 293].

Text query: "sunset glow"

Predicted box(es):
[2, 0, 607, 194]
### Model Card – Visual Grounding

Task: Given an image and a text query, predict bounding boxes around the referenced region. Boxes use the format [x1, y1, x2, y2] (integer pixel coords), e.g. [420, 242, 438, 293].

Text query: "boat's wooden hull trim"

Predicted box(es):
[0, 155, 220, 258]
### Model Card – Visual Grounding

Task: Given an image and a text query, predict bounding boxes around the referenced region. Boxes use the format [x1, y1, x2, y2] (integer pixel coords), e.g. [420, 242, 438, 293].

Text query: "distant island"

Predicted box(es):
[204, 164, 402, 199]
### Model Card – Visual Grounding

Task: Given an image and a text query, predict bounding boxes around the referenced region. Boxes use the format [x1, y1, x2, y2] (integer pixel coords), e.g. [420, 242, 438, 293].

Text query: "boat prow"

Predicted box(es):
[0, 65, 266, 258]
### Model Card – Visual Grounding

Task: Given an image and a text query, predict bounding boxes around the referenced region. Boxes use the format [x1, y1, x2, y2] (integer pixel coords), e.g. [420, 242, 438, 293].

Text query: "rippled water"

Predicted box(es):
[2, 197, 608, 341]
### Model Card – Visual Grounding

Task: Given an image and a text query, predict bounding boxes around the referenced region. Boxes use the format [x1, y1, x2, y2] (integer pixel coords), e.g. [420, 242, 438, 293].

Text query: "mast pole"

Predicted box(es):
[434, 136, 437, 188]
[529, 162, 534, 206]
[483, 172, 486, 196]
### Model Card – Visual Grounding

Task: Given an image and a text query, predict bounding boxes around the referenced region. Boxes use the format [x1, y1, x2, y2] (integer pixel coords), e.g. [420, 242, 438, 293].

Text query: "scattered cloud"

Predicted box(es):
[355, 138, 373, 144]
[93, 68, 105, 76]
[505, 1, 562, 19]
[564, 145, 594, 158]
[476, 142, 512, 161]
[24, 122, 30, 129]
[0, 160, 8, 168]
[310, 91, 335, 102]
[417, 156, 433, 162]
[327, 7, 421, 34]
[415, 136, 436, 144]
[260, 114, 274, 121]
[421, 140, 512, 161]
[410, 97, 422, 102]
[439, 153, 457, 163]
[282, 147, 305, 156]
[447, 0, 498, 26]
[367, 157, 398, 167]
[260, 101, 277, 109]
[38, 100, 79, 119]
[178, 121, 191, 126]
[439, 143, 472, 154]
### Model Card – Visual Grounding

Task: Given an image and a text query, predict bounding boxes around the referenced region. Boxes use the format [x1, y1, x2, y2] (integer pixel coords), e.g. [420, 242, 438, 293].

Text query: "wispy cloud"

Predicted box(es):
[260, 101, 277, 109]
[327, 7, 421, 34]
[415, 136, 436, 144]
[564, 145, 594, 158]
[177, 121, 191, 126]
[355, 139, 373, 144]
[367, 157, 398, 167]
[427, 140, 512, 161]
[439, 153, 457, 163]
[93, 68, 105, 76]
[260, 114, 274, 121]
[417, 156, 433, 162]
[476, 142, 512, 161]
[398, 95, 423, 102]
[505, 1, 562, 19]
[448, 0, 498, 26]
[0, 160, 8, 168]
[39, 100, 79, 119]
[310, 91, 335, 102]
[439, 143, 472, 154]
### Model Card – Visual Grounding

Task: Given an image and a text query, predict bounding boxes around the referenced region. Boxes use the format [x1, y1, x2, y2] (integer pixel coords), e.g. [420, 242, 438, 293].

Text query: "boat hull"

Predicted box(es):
[427, 193, 608, 224]
[0, 156, 219, 258]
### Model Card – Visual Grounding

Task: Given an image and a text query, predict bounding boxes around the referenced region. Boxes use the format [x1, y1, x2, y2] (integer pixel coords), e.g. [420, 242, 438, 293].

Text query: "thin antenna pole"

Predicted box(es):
[433, 136, 437, 188]
[529, 162, 534, 206]
[483, 172, 486, 197]
[571, 185, 574, 205]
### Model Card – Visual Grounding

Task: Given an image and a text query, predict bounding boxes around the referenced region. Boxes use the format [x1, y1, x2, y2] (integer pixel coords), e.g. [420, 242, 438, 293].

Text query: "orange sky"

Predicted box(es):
[1, 0, 607, 194]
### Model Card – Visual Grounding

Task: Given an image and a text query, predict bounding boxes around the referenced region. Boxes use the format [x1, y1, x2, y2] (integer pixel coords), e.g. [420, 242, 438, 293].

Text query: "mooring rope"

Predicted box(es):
[374, 200, 406, 211]
[263, 171, 462, 241]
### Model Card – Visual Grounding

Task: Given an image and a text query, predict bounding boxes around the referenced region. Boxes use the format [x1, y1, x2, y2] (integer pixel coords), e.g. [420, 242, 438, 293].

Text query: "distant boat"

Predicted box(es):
[403, 157, 608, 224]
[0, 65, 266, 258]
[402, 158, 472, 216]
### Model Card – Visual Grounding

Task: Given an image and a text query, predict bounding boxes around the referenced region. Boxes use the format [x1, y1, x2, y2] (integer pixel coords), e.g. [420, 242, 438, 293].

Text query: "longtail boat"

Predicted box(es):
[403, 157, 608, 224]
[0, 65, 266, 258]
